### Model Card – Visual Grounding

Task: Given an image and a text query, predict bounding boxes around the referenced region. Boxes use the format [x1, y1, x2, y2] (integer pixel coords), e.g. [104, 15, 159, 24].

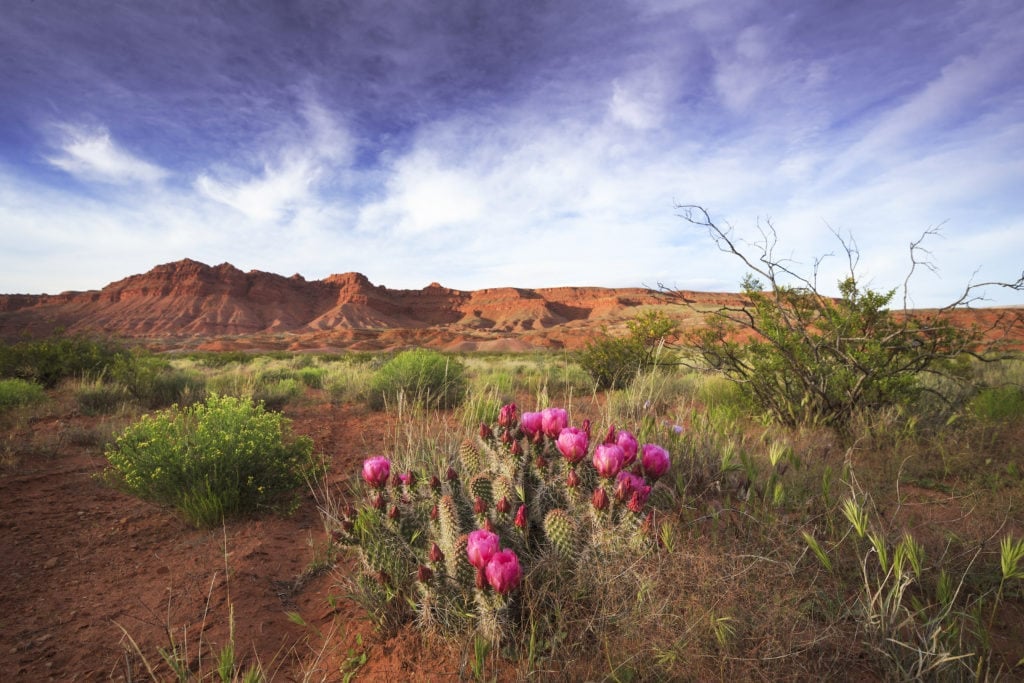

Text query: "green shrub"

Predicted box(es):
[113, 352, 206, 408]
[253, 377, 304, 411]
[578, 311, 676, 390]
[0, 334, 131, 388]
[368, 349, 467, 410]
[969, 385, 1024, 422]
[296, 366, 326, 388]
[104, 394, 321, 527]
[0, 378, 47, 412]
[75, 379, 131, 416]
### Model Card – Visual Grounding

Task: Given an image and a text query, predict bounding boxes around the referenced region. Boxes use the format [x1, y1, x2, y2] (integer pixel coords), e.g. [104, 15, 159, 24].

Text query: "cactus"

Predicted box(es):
[468, 472, 494, 507]
[544, 508, 579, 559]
[459, 439, 481, 473]
[339, 403, 674, 644]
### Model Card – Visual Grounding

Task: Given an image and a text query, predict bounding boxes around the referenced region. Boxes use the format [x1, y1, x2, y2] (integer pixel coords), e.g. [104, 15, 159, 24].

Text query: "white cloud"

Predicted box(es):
[195, 95, 352, 222]
[196, 155, 317, 222]
[609, 69, 670, 130]
[45, 125, 168, 185]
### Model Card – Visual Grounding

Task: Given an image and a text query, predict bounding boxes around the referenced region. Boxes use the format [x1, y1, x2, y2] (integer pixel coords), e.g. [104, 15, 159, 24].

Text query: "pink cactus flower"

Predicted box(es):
[541, 408, 569, 438]
[466, 529, 501, 570]
[616, 430, 639, 466]
[556, 427, 589, 463]
[593, 443, 626, 478]
[485, 549, 522, 594]
[498, 403, 518, 428]
[641, 444, 671, 480]
[362, 456, 391, 488]
[520, 411, 543, 437]
[398, 471, 415, 487]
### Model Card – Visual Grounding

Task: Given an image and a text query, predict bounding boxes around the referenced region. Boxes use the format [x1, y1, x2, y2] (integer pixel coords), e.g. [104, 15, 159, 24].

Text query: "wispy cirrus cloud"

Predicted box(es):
[45, 124, 168, 185]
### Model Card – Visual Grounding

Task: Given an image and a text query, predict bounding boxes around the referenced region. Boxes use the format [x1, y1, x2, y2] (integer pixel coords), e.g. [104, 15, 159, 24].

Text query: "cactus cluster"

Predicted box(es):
[332, 403, 673, 641]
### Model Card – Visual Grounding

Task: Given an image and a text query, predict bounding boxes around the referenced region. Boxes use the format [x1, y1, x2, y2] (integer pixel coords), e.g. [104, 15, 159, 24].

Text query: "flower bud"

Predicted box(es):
[474, 497, 487, 515]
[501, 428, 513, 444]
[496, 497, 511, 514]
[388, 505, 400, 520]
[514, 504, 527, 529]
[446, 466, 458, 482]
[603, 424, 617, 445]
[480, 422, 495, 441]
[371, 492, 385, 510]
[627, 484, 652, 513]
[399, 471, 415, 487]
[498, 402, 518, 428]
[566, 469, 581, 488]
[417, 564, 433, 583]
[582, 418, 591, 438]
[535, 455, 548, 469]
[592, 487, 609, 511]
[483, 518, 496, 533]
[476, 566, 487, 590]
[429, 543, 444, 564]
[429, 475, 441, 492]
[511, 439, 524, 457]
[430, 505, 438, 521]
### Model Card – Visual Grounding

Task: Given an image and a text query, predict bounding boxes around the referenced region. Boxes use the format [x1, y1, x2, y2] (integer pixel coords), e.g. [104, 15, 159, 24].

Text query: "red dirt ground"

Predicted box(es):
[0, 397, 473, 681]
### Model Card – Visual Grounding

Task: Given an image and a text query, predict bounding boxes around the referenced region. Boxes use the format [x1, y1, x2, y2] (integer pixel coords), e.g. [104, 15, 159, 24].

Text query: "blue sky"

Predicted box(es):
[1, 0, 1022, 306]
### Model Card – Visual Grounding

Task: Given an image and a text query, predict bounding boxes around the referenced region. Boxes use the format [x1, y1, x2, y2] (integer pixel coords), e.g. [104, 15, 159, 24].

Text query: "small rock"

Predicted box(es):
[43, 558, 58, 570]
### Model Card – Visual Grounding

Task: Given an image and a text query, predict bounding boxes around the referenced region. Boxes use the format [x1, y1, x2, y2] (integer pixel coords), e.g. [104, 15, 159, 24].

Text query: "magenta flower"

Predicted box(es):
[362, 456, 391, 488]
[466, 529, 501, 570]
[616, 430, 639, 467]
[614, 471, 645, 502]
[520, 411, 543, 437]
[485, 549, 522, 594]
[498, 402, 518, 428]
[593, 443, 625, 478]
[641, 444, 671, 480]
[556, 427, 589, 463]
[541, 408, 569, 438]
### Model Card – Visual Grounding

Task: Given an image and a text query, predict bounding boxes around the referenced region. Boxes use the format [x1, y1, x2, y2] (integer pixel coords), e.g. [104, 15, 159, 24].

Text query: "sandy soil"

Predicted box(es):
[0, 398, 466, 681]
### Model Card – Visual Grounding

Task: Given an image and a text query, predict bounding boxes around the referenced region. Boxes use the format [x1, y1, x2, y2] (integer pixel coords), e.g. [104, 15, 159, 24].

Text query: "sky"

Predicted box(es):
[1, 0, 1022, 307]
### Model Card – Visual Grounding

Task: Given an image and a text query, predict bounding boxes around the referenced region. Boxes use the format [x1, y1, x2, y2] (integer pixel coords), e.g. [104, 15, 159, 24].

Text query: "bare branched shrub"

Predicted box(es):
[670, 206, 1024, 433]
